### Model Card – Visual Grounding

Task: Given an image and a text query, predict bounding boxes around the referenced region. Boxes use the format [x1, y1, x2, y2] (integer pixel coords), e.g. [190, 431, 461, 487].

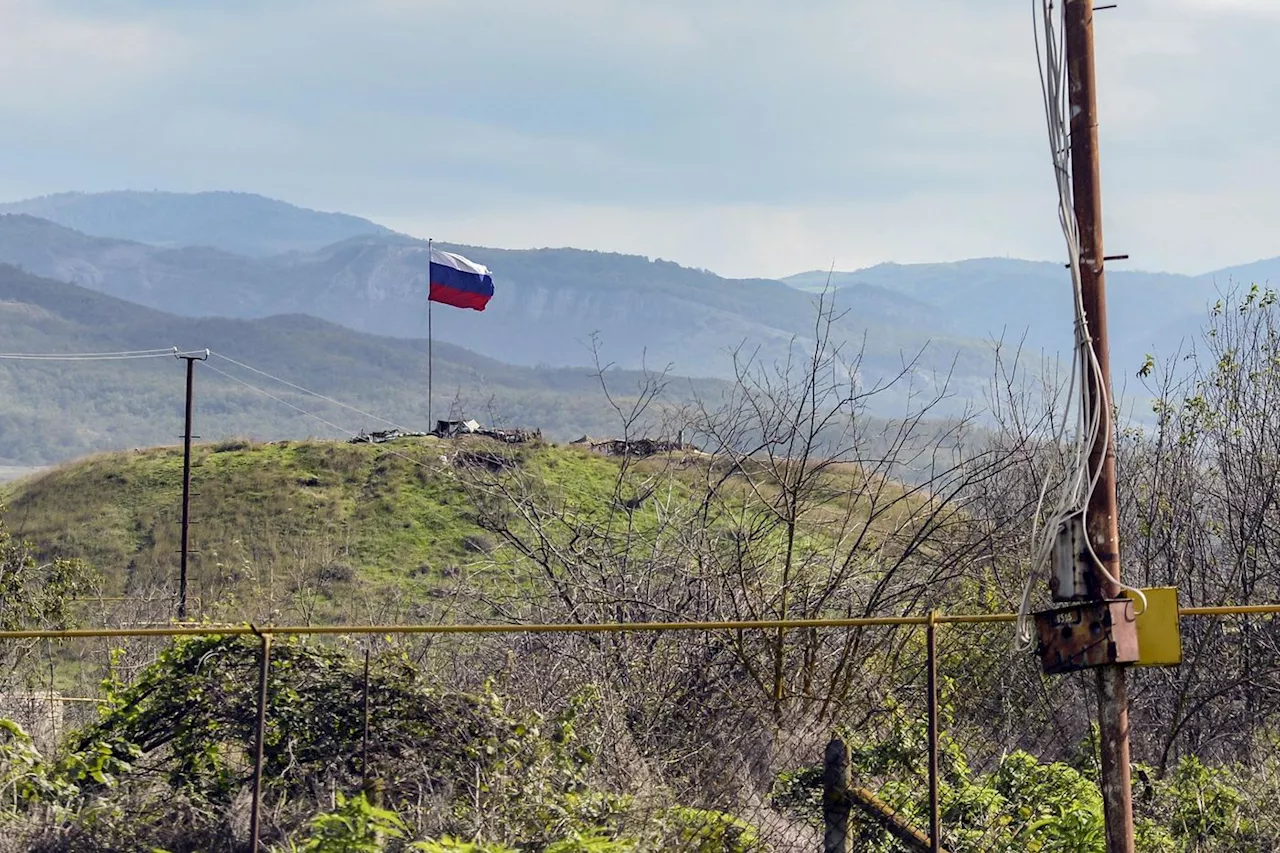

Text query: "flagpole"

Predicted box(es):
[427, 238, 434, 430]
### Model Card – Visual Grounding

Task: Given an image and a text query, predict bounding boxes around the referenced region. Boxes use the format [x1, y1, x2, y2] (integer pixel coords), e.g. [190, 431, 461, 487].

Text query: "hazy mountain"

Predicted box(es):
[0, 264, 723, 465]
[9, 189, 1274, 415]
[785, 257, 1279, 378]
[0, 191, 392, 256]
[0, 212, 983, 402]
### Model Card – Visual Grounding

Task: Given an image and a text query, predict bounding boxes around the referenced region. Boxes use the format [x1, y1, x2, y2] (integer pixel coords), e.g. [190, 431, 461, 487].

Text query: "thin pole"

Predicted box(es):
[249, 632, 272, 853]
[176, 350, 207, 621]
[1064, 2, 1134, 850]
[926, 614, 941, 853]
[427, 238, 434, 429]
[361, 647, 371, 792]
[179, 356, 193, 620]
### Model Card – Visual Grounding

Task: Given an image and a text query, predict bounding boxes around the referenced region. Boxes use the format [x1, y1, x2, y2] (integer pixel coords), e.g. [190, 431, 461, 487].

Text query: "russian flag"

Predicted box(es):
[429, 248, 494, 311]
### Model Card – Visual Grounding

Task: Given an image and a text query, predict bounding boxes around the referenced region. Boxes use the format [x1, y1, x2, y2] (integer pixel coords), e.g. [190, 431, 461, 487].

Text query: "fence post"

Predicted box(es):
[927, 612, 941, 852]
[249, 630, 272, 853]
[824, 736, 852, 853]
[361, 647, 371, 793]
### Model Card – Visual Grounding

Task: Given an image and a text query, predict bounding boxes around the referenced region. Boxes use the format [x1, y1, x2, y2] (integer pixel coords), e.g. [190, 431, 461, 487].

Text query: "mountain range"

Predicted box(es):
[1, 189, 1276, 465]
[4, 191, 1271, 384]
[0, 201, 977, 396]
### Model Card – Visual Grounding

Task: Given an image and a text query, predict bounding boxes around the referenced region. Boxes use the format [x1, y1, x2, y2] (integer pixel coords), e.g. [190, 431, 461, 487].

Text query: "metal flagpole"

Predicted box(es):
[427, 238, 433, 430]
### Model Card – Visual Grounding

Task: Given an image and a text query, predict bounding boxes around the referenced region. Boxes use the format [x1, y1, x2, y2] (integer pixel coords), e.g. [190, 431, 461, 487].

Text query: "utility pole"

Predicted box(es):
[176, 349, 209, 621]
[1064, 1, 1134, 849]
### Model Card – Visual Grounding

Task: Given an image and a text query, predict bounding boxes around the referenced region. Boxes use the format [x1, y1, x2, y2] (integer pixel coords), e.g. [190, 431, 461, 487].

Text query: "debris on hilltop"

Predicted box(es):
[570, 432, 697, 458]
[348, 428, 428, 445]
[348, 420, 542, 446]
[431, 419, 542, 444]
[348, 422, 703, 458]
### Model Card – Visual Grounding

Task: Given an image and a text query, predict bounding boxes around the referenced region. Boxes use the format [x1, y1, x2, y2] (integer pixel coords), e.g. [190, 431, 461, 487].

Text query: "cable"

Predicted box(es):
[0, 347, 178, 361]
[1020, 0, 1091, 650]
[208, 351, 409, 432]
[203, 362, 440, 475]
[202, 363, 360, 438]
[1018, 0, 1147, 650]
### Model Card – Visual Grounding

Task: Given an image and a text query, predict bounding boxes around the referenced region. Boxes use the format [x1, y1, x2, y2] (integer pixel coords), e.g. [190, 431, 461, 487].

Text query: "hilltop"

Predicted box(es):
[1, 437, 607, 623]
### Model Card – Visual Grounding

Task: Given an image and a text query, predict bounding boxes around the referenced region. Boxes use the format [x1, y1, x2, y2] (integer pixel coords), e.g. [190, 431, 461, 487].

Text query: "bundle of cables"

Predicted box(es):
[1016, 0, 1145, 651]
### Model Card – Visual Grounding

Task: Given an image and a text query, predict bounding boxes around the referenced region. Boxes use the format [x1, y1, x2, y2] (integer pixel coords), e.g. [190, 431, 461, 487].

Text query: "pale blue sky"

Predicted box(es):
[1, 0, 1276, 277]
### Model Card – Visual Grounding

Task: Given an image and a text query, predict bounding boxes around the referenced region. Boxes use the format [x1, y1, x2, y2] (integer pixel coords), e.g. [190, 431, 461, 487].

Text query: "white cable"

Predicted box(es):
[1018, 0, 1147, 650]
[202, 362, 440, 475]
[0, 347, 178, 360]
[1020, 0, 1081, 650]
[208, 351, 409, 432]
[202, 362, 360, 438]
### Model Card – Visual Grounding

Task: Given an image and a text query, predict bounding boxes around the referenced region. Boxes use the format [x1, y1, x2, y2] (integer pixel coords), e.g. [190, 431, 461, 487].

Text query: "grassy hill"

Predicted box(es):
[2, 436, 630, 626]
[0, 263, 718, 464]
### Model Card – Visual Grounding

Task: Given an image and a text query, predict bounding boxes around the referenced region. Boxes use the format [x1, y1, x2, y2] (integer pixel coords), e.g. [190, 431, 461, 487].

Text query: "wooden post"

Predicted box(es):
[361, 647, 372, 793]
[824, 737, 852, 853]
[175, 349, 207, 620]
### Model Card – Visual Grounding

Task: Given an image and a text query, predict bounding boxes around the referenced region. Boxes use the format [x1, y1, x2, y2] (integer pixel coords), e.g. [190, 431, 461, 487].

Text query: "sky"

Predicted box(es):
[1, 0, 1276, 279]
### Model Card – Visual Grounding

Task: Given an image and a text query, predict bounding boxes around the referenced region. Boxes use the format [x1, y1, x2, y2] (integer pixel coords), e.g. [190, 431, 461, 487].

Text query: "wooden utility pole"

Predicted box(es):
[1064, 1, 1135, 850]
[176, 349, 208, 621]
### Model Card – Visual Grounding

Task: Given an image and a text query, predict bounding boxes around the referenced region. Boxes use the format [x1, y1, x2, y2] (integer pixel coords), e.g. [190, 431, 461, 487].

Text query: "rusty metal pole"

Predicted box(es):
[249, 631, 272, 853]
[926, 615, 941, 853]
[1064, 2, 1135, 850]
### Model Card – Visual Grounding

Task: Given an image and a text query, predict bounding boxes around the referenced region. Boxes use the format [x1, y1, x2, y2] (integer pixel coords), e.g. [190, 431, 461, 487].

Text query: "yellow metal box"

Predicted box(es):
[1124, 586, 1182, 666]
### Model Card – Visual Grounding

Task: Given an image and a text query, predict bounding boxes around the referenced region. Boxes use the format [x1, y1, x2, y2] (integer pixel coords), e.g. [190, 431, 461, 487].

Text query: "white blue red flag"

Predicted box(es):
[429, 248, 494, 311]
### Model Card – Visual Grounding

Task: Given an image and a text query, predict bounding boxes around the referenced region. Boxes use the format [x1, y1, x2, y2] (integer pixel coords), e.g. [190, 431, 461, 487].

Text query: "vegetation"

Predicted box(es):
[5, 289, 1280, 850]
[1, 435, 645, 627]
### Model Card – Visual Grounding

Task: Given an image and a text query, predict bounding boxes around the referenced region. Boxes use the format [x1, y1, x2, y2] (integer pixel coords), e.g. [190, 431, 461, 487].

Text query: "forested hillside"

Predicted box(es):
[0, 214, 981, 403]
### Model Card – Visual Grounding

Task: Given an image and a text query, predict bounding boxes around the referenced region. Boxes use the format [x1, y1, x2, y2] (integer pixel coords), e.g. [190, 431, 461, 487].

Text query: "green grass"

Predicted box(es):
[0, 437, 706, 624]
[1, 434, 931, 633]
[1, 438, 493, 621]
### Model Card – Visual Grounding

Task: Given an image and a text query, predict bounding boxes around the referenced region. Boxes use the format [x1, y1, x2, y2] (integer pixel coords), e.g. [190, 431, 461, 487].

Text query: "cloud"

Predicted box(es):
[0, 0, 176, 115]
[0, 0, 1276, 276]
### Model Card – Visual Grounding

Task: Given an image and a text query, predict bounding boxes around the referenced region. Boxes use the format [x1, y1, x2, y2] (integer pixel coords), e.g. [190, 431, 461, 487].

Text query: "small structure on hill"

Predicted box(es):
[349, 428, 428, 445]
[432, 419, 541, 444]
